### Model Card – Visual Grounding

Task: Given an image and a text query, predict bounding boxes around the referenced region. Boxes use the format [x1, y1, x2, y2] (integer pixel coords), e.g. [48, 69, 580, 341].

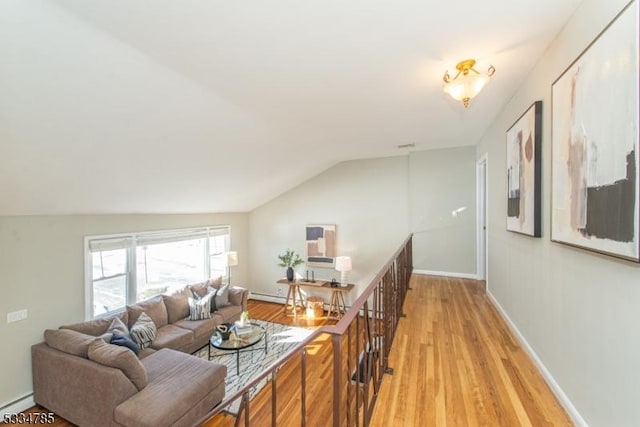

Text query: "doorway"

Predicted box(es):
[476, 154, 488, 283]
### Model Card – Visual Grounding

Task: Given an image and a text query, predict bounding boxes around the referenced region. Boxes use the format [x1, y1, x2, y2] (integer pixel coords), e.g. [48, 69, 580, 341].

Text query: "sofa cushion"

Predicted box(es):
[110, 332, 140, 355]
[138, 347, 157, 359]
[173, 317, 218, 340]
[212, 304, 243, 323]
[44, 329, 95, 358]
[149, 325, 194, 350]
[162, 287, 191, 324]
[127, 295, 168, 328]
[87, 338, 148, 391]
[130, 312, 157, 349]
[60, 311, 129, 337]
[115, 348, 226, 427]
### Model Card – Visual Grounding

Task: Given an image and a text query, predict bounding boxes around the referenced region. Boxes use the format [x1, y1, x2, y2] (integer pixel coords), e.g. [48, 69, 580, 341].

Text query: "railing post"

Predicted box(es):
[301, 348, 307, 427]
[332, 333, 342, 427]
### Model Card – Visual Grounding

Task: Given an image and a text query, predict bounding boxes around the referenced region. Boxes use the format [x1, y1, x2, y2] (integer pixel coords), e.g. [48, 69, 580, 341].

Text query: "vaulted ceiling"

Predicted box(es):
[0, 0, 582, 215]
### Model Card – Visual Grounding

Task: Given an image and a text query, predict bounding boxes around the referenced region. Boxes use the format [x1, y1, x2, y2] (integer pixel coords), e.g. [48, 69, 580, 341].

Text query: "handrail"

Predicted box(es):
[196, 234, 413, 427]
[321, 233, 413, 336]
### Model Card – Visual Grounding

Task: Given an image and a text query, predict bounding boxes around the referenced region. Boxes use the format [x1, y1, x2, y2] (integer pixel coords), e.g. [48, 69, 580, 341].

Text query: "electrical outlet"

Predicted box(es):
[277, 287, 283, 296]
[7, 309, 27, 323]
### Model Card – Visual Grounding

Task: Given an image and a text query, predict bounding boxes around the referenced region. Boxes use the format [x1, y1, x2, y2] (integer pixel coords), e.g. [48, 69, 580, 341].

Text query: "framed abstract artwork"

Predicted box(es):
[305, 224, 336, 267]
[507, 101, 542, 237]
[551, 0, 639, 261]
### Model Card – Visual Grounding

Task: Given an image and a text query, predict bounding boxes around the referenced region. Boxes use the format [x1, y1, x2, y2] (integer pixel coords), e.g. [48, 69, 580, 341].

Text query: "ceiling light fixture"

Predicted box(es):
[443, 59, 495, 108]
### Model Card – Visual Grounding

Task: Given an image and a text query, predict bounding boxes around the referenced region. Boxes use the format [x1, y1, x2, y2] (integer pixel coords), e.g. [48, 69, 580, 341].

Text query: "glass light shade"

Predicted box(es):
[444, 73, 489, 102]
[335, 256, 352, 272]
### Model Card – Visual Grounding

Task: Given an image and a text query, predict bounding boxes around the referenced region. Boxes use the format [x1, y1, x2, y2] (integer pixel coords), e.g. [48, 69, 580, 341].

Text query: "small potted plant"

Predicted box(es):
[239, 310, 249, 326]
[278, 249, 304, 282]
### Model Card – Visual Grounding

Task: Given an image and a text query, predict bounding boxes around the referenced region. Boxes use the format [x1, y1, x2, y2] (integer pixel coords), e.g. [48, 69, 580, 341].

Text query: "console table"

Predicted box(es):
[276, 279, 355, 318]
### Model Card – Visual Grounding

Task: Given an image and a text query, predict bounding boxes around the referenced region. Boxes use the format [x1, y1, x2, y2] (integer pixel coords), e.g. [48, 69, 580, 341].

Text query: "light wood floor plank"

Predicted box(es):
[370, 274, 571, 427]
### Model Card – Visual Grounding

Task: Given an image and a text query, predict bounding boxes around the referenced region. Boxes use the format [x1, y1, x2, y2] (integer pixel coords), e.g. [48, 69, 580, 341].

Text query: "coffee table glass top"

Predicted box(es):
[210, 322, 265, 350]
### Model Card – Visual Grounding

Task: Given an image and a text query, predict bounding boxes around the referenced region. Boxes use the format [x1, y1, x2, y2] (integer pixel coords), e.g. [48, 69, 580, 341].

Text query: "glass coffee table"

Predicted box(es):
[209, 322, 267, 375]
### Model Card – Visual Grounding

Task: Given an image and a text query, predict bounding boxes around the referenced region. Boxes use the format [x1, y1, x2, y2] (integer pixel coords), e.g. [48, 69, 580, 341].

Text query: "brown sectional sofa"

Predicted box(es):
[31, 279, 249, 427]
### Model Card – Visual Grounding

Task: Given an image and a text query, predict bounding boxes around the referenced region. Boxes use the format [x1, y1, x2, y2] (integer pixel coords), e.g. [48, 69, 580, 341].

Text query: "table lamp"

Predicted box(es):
[335, 256, 352, 287]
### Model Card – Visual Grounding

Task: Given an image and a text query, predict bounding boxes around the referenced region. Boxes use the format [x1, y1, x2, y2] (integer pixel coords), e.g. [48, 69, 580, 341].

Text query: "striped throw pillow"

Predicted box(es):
[130, 312, 157, 349]
[188, 291, 214, 320]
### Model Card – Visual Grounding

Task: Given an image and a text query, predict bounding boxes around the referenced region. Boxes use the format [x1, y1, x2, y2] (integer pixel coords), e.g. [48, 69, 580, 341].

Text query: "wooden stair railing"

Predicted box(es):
[196, 234, 413, 427]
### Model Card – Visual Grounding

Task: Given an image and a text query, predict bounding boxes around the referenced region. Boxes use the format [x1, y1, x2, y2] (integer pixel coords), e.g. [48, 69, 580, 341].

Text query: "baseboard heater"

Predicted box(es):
[1, 393, 35, 416]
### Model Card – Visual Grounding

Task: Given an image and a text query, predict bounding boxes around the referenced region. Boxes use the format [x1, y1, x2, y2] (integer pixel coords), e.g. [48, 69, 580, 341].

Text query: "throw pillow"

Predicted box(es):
[88, 338, 148, 391]
[129, 312, 157, 349]
[189, 280, 209, 298]
[110, 331, 140, 355]
[188, 291, 214, 320]
[106, 316, 130, 338]
[208, 275, 223, 288]
[190, 276, 223, 297]
[207, 285, 219, 313]
[214, 284, 231, 309]
[126, 295, 168, 329]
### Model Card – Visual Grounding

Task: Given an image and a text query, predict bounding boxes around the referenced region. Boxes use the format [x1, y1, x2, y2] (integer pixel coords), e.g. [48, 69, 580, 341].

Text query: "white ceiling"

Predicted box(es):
[0, 0, 582, 215]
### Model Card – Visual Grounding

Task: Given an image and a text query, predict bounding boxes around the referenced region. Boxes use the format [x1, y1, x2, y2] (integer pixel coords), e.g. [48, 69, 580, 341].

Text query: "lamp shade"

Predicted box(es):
[444, 73, 490, 102]
[225, 251, 238, 267]
[335, 256, 352, 272]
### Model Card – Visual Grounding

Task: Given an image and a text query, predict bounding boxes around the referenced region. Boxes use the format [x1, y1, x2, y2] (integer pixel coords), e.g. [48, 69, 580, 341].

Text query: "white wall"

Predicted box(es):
[248, 156, 410, 302]
[248, 151, 479, 303]
[0, 213, 249, 410]
[477, 0, 640, 425]
[410, 146, 477, 276]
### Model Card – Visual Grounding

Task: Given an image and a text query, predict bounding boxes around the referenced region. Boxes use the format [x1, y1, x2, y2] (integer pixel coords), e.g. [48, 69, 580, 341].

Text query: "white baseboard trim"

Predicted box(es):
[487, 291, 587, 427]
[250, 293, 286, 305]
[250, 293, 339, 312]
[1, 394, 34, 416]
[413, 269, 478, 280]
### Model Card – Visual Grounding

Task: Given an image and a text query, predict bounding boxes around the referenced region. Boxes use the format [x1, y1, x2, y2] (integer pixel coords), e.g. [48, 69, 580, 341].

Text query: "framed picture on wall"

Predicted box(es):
[551, 0, 639, 261]
[506, 100, 542, 237]
[305, 224, 336, 267]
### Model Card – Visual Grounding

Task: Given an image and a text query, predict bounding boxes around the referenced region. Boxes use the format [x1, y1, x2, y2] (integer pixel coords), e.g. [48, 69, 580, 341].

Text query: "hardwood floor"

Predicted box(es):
[370, 275, 571, 426]
[14, 276, 572, 426]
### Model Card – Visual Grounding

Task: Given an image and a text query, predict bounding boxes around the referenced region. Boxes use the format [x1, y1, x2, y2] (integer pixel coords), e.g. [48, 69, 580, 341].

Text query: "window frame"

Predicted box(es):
[84, 225, 231, 320]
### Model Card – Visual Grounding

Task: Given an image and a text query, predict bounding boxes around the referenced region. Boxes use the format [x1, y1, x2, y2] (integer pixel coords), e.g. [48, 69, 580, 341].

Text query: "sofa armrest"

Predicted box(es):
[228, 286, 249, 311]
[32, 342, 138, 427]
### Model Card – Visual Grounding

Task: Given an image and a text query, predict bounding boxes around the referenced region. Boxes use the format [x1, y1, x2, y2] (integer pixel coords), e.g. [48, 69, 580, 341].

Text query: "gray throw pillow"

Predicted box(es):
[129, 312, 157, 349]
[207, 286, 219, 313]
[106, 316, 130, 338]
[214, 284, 231, 309]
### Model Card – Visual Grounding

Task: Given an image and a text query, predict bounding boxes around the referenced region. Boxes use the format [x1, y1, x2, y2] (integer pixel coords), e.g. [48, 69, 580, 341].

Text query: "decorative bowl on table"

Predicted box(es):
[216, 323, 233, 340]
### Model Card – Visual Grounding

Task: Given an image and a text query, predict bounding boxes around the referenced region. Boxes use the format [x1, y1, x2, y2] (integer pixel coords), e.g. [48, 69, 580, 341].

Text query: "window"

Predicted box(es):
[86, 226, 230, 318]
